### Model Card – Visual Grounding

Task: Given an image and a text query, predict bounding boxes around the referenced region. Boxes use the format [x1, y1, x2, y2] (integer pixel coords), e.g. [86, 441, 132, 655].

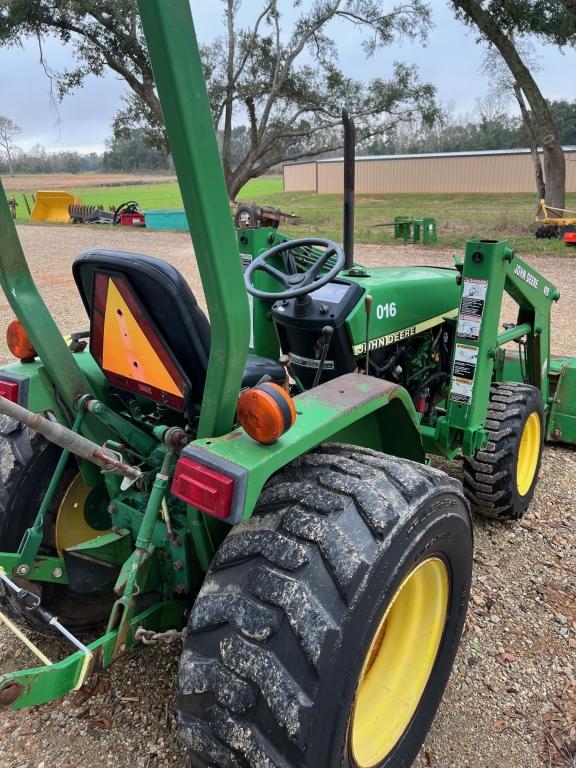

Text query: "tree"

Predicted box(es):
[102, 129, 171, 172]
[0, 116, 22, 175]
[481, 44, 546, 200]
[196, 1, 438, 198]
[451, 1, 569, 208]
[0, 1, 438, 199]
[0, 2, 163, 141]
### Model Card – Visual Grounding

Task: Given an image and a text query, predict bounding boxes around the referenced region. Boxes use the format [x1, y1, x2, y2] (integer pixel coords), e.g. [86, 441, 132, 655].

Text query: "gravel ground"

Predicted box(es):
[0, 224, 575, 768]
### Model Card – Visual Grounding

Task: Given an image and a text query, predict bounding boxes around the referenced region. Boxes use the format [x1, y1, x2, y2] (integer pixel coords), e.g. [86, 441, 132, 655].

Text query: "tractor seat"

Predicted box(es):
[72, 249, 285, 412]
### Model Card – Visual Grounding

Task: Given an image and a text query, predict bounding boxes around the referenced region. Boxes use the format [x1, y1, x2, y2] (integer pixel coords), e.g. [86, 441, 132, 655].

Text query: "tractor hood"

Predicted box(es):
[345, 266, 460, 356]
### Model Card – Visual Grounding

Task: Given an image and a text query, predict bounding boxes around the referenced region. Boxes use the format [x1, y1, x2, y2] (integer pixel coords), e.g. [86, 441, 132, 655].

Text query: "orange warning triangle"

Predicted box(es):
[102, 279, 181, 397]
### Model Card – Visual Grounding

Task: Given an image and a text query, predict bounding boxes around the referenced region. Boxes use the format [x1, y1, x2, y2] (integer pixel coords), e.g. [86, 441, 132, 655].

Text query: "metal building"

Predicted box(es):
[283, 148, 576, 194]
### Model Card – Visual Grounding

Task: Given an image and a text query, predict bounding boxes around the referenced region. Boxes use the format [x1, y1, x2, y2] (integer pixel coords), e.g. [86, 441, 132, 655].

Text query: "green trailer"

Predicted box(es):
[0, 2, 574, 767]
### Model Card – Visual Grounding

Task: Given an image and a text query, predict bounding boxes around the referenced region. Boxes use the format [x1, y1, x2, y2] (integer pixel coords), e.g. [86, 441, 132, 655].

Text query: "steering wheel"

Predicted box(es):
[244, 238, 345, 300]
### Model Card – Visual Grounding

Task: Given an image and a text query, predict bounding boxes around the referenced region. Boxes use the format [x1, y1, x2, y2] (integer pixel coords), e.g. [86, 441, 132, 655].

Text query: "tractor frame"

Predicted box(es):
[0, 0, 574, 735]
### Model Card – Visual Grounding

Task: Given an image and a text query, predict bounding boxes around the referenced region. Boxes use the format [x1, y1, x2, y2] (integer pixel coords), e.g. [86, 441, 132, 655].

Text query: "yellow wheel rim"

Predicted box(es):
[516, 412, 541, 497]
[55, 474, 111, 555]
[351, 558, 449, 767]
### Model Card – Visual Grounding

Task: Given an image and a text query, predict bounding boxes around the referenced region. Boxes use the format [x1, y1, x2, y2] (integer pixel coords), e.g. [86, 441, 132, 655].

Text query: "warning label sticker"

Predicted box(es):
[450, 380, 473, 403]
[461, 278, 488, 318]
[450, 344, 478, 404]
[453, 344, 478, 379]
[456, 278, 488, 341]
[456, 316, 481, 340]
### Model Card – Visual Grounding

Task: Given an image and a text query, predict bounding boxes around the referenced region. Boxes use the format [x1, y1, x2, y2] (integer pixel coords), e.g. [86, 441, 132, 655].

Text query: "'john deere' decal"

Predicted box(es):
[353, 309, 458, 356]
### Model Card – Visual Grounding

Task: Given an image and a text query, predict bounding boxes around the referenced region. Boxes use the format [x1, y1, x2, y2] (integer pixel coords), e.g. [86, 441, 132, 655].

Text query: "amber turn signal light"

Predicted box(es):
[6, 320, 37, 361]
[237, 382, 296, 445]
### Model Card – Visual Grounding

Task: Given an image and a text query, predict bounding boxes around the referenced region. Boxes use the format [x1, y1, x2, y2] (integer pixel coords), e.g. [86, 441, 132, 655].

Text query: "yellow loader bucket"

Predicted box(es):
[29, 191, 79, 223]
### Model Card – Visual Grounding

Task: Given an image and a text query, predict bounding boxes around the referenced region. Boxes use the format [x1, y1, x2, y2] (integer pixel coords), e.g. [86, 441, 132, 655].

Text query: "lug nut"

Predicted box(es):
[52, 567, 63, 579]
[173, 560, 184, 571]
[16, 564, 30, 576]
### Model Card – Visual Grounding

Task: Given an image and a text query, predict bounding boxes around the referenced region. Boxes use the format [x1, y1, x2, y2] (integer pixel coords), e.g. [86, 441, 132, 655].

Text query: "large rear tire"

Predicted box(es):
[0, 434, 114, 634]
[176, 444, 473, 768]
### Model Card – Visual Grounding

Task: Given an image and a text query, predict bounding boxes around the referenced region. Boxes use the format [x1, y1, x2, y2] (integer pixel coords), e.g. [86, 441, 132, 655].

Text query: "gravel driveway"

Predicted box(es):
[0, 224, 574, 768]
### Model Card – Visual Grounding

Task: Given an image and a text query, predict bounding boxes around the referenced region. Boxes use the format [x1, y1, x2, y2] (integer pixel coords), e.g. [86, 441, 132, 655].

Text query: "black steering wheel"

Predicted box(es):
[244, 238, 345, 300]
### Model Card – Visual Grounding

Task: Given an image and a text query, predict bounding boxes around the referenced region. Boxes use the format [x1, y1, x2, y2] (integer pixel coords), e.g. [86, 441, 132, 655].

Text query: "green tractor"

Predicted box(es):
[0, 3, 575, 767]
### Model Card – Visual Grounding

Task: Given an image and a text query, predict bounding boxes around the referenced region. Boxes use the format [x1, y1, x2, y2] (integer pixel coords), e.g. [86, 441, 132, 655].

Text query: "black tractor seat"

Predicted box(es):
[72, 249, 285, 411]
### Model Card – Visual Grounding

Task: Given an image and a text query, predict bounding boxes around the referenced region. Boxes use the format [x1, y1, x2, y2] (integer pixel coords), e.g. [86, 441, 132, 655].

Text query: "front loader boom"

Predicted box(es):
[424, 239, 560, 457]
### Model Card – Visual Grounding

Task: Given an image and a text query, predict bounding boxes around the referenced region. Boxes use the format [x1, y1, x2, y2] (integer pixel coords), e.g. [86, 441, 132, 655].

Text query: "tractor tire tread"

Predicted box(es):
[177, 443, 463, 768]
[463, 383, 543, 520]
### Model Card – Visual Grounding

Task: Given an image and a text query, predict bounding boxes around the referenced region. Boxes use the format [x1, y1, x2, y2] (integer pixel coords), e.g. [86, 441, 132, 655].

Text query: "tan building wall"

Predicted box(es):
[284, 151, 576, 194]
[283, 161, 317, 192]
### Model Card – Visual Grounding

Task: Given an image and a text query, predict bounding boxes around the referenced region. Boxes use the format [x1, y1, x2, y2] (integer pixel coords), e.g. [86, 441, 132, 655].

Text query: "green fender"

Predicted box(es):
[184, 373, 424, 522]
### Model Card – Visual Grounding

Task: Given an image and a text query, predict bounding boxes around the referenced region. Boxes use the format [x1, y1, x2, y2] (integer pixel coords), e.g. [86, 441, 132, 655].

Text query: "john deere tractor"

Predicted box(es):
[0, 3, 574, 767]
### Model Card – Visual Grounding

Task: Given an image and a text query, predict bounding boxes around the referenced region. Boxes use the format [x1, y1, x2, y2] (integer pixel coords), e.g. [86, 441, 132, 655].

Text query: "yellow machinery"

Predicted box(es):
[29, 191, 79, 223]
[535, 198, 576, 238]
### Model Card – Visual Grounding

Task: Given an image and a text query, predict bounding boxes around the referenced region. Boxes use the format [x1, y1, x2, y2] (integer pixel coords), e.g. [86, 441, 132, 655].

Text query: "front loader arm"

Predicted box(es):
[434, 240, 559, 457]
[504, 253, 559, 399]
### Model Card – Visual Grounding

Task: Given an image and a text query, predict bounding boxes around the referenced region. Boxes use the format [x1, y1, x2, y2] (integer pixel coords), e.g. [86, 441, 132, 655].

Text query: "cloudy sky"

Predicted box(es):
[0, 1, 573, 154]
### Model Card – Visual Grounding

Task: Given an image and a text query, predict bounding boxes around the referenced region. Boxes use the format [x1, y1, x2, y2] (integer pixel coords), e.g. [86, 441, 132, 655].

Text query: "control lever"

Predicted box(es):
[312, 326, 334, 388]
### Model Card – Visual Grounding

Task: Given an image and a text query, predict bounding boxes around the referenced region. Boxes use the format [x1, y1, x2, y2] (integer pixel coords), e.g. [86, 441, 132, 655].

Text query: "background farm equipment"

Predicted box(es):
[0, 2, 574, 767]
[232, 200, 303, 229]
[534, 198, 576, 243]
[69, 203, 115, 224]
[374, 214, 438, 244]
[69, 200, 144, 225]
[29, 190, 80, 223]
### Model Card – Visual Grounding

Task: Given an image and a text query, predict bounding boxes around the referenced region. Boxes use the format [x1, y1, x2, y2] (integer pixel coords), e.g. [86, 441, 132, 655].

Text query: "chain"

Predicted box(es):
[134, 626, 186, 645]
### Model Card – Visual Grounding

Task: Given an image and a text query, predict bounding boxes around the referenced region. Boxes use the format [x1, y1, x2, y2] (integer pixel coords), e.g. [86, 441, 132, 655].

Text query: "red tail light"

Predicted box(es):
[171, 457, 234, 519]
[0, 378, 19, 403]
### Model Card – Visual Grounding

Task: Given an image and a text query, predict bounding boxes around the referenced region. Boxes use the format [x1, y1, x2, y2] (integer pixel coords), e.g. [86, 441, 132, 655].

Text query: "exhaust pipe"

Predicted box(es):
[342, 109, 356, 269]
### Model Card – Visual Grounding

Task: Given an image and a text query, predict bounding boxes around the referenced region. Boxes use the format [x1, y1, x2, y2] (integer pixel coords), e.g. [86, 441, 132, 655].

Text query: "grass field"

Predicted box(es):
[7, 174, 575, 254]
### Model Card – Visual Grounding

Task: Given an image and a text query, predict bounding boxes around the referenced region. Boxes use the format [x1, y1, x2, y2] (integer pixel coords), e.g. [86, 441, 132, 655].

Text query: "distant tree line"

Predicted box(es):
[362, 99, 576, 156]
[0, 130, 171, 175]
[1, 98, 575, 177]
[101, 130, 172, 172]
[0, 144, 101, 175]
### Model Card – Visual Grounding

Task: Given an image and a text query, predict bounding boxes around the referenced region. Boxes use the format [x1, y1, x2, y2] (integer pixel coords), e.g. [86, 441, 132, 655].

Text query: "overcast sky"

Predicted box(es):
[0, 1, 573, 154]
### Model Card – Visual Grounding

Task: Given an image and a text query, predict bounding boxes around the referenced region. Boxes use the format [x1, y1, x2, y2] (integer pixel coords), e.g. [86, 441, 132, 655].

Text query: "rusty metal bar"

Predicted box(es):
[0, 396, 142, 482]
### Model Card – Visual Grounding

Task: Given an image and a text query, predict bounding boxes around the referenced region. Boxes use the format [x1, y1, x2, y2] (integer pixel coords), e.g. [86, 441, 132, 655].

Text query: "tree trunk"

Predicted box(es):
[228, 172, 250, 201]
[542, 134, 565, 209]
[454, 0, 566, 208]
[513, 84, 545, 202]
[221, 0, 236, 185]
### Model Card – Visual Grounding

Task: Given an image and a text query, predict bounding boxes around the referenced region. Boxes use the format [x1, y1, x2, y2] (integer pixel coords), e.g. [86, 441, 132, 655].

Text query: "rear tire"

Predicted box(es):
[0, 435, 114, 634]
[463, 382, 544, 520]
[177, 444, 473, 768]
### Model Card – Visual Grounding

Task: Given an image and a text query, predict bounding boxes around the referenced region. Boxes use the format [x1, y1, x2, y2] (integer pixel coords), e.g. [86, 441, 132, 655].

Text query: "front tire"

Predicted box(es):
[463, 382, 544, 520]
[177, 444, 473, 768]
